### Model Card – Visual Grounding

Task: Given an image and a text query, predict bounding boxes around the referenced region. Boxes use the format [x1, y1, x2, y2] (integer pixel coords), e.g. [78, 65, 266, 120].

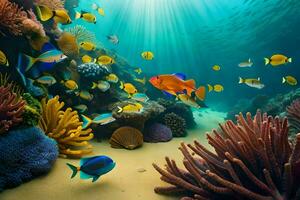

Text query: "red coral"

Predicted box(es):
[0, 85, 26, 134]
[153, 110, 300, 200]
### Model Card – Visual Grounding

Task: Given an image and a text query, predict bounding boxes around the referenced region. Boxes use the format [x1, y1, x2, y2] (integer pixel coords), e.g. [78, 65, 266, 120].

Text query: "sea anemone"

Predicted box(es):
[153, 110, 300, 199]
[64, 25, 96, 44]
[56, 32, 79, 57]
[163, 112, 187, 137]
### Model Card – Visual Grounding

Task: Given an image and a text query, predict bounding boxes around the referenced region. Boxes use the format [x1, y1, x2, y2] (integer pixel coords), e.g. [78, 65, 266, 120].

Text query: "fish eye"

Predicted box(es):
[156, 76, 159, 79]
[80, 42, 84, 45]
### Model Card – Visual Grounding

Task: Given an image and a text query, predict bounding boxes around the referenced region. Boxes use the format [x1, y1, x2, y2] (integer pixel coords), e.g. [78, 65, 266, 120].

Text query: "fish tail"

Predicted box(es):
[66, 163, 78, 179]
[207, 84, 213, 92]
[282, 77, 286, 84]
[248, 58, 251, 63]
[75, 11, 81, 19]
[238, 77, 244, 84]
[23, 54, 37, 72]
[264, 58, 270, 65]
[36, 5, 54, 21]
[119, 81, 124, 89]
[194, 86, 206, 101]
[91, 82, 97, 89]
[81, 114, 93, 129]
[287, 58, 292, 63]
[117, 106, 123, 113]
[142, 77, 146, 84]
[92, 58, 97, 63]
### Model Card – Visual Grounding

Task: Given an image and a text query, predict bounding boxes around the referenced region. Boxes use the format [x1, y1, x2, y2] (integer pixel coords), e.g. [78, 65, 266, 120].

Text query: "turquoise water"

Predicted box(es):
[68, 0, 300, 108]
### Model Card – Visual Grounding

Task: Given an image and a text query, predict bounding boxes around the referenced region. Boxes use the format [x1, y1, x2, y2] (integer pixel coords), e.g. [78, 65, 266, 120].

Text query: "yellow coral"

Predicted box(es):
[39, 96, 94, 158]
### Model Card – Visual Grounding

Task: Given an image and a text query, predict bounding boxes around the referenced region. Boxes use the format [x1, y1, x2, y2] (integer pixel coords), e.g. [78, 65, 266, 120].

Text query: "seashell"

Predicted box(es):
[109, 126, 143, 150]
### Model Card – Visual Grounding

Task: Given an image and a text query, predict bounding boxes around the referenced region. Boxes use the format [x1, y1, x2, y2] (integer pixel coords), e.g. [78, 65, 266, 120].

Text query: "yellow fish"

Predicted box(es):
[80, 42, 96, 51]
[61, 80, 78, 90]
[238, 77, 265, 89]
[134, 77, 146, 85]
[212, 65, 220, 71]
[282, 76, 297, 86]
[75, 90, 94, 101]
[97, 55, 114, 65]
[264, 54, 292, 66]
[105, 74, 119, 83]
[75, 11, 97, 24]
[134, 68, 142, 74]
[176, 94, 202, 109]
[141, 51, 154, 60]
[117, 103, 143, 113]
[207, 84, 224, 92]
[82, 55, 96, 63]
[0, 50, 9, 66]
[92, 80, 110, 92]
[36, 5, 72, 25]
[120, 81, 138, 98]
[98, 8, 105, 16]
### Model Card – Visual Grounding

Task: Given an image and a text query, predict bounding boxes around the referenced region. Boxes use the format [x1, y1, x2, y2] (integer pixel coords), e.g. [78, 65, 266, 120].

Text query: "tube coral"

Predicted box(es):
[0, 85, 25, 134]
[153, 110, 300, 200]
[39, 96, 94, 158]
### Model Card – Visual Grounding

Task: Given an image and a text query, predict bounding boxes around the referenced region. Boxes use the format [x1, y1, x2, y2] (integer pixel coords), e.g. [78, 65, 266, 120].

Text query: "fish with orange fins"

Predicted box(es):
[149, 73, 206, 101]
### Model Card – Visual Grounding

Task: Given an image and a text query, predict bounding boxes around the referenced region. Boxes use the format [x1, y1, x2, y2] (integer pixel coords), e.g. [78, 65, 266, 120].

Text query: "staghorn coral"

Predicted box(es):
[0, 127, 58, 191]
[153, 110, 300, 200]
[64, 25, 96, 44]
[34, 0, 65, 10]
[164, 112, 187, 137]
[39, 96, 94, 158]
[109, 126, 143, 150]
[0, 85, 25, 134]
[287, 98, 300, 137]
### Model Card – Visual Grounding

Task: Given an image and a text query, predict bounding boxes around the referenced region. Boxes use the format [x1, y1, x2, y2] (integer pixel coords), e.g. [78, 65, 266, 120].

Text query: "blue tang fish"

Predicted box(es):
[67, 156, 116, 182]
[81, 113, 116, 129]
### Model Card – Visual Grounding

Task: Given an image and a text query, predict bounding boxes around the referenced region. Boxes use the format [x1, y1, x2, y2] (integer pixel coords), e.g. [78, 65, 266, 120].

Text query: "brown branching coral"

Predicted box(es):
[34, 0, 65, 10]
[153, 110, 300, 200]
[0, 85, 25, 134]
[39, 96, 94, 158]
[287, 98, 300, 136]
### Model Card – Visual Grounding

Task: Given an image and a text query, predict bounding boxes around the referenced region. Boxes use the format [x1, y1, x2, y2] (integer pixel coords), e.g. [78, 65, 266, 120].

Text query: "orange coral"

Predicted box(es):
[34, 0, 65, 10]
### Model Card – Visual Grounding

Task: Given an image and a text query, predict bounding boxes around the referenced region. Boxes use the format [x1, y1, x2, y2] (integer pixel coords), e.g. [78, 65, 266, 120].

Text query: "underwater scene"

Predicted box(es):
[1, 0, 300, 199]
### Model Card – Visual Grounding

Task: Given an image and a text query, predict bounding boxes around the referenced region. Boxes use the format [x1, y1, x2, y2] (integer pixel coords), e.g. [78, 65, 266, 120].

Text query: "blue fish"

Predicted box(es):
[81, 113, 116, 129]
[67, 156, 116, 182]
[131, 93, 149, 102]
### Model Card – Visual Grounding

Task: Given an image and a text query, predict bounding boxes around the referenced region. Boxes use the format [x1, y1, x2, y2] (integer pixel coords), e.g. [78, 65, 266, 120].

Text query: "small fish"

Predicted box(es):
[134, 77, 146, 85]
[92, 80, 110, 92]
[36, 5, 72, 24]
[120, 81, 138, 98]
[117, 103, 143, 113]
[81, 113, 116, 129]
[92, 3, 105, 16]
[74, 104, 88, 113]
[264, 54, 292, 66]
[207, 84, 224, 92]
[105, 73, 119, 83]
[239, 77, 265, 89]
[212, 65, 220, 71]
[75, 11, 97, 24]
[82, 55, 96, 63]
[67, 156, 115, 182]
[282, 76, 297, 86]
[238, 58, 253, 67]
[107, 35, 119, 45]
[176, 94, 202, 109]
[131, 93, 149, 102]
[134, 68, 142, 74]
[35, 75, 56, 85]
[141, 51, 154, 60]
[0, 50, 9, 66]
[75, 90, 94, 101]
[80, 42, 96, 51]
[61, 80, 78, 90]
[97, 55, 114, 65]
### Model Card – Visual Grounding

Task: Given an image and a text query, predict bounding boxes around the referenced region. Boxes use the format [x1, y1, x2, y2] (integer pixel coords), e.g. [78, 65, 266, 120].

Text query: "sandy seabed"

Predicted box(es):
[1, 109, 226, 200]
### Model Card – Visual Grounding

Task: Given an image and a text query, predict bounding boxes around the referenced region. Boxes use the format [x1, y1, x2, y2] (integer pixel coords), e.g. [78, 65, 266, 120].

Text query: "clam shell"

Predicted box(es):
[109, 126, 143, 150]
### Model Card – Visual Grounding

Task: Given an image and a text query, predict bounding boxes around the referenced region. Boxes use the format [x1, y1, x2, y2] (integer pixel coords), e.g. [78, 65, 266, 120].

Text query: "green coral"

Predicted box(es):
[21, 93, 42, 126]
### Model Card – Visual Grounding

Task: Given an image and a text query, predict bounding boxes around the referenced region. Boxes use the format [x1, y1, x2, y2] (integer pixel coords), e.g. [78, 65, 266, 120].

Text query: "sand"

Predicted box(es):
[1, 109, 226, 200]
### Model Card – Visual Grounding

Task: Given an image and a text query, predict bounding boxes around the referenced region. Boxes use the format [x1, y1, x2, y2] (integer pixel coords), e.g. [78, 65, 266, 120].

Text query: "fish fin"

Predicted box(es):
[66, 163, 78, 179]
[173, 73, 186, 80]
[81, 114, 93, 129]
[238, 77, 244, 84]
[264, 58, 270, 65]
[183, 89, 188, 94]
[92, 175, 100, 182]
[287, 58, 292, 63]
[23, 54, 37, 72]
[195, 86, 206, 101]
[207, 84, 213, 92]
[185, 79, 196, 89]
[117, 106, 123, 113]
[162, 91, 173, 98]
[29, 67, 42, 78]
[80, 171, 94, 180]
[16, 54, 27, 86]
[36, 5, 54, 21]
[80, 156, 99, 166]
[75, 11, 81, 19]
[41, 42, 56, 52]
[91, 82, 97, 89]
[258, 77, 260, 81]
[282, 77, 286, 84]
[119, 81, 124, 89]
[248, 58, 251, 63]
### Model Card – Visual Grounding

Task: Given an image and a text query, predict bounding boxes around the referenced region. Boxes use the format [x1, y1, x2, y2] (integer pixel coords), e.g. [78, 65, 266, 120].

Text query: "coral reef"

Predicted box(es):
[21, 9, 45, 37]
[64, 25, 96, 44]
[0, 85, 25, 134]
[56, 32, 79, 57]
[153, 110, 300, 200]
[287, 98, 300, 137]
[21, 93, 41, 126]
[39, 96, 94, 158]
[0, 73, 24, 97]
[163, 112, 187, 137]
[77, 62, 110, 77]
[144, 123, 172, 143]
[0, 127, 58, 191]
[109, 126, 143, 150]
[34, 0, 65, 10]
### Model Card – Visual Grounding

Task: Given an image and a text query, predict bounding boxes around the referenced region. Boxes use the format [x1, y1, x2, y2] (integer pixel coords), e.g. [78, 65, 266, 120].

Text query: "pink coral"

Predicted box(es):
[22, 9, 46, 37]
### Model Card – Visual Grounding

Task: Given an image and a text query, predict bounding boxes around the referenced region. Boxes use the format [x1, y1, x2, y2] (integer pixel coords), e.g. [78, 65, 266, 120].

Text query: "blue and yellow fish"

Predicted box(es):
[81, 113, 116, 129]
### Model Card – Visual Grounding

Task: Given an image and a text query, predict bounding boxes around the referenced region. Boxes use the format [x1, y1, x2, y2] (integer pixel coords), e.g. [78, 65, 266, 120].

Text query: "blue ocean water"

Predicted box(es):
[68, 0, 300, 109]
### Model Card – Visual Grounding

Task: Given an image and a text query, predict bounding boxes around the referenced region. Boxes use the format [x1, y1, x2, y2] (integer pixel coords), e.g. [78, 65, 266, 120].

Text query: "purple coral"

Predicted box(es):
[144, 123, 172, 143]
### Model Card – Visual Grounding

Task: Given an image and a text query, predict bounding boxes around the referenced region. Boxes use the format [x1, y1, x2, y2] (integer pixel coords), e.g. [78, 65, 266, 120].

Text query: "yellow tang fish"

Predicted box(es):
[120, 81, 138, 98]
[80, 42, 96, 51]
[176, 94, 202, 109]
[75, 11, 97, 24]
[117, 103, 143, 113]
[82, 55, 96, 63]
[36, 5, 72, 25]
[207, 84, 224, 92]
[134, 77, 146, 85]
[212, 65, 220, 71]
[61, 80, 78, 90]
[282, 76, 297, 86]
[134, 68, 142, 74]
[0, 50, 9, 66]
[264, 54, 292, 66]
[141, 51, 154, 60]
[238, 77, 265, 89]
[105, 73, 119, 83]
[97, 55, 114, 65]
[92, 3, 105, 16]
[75, 90, 94, 101]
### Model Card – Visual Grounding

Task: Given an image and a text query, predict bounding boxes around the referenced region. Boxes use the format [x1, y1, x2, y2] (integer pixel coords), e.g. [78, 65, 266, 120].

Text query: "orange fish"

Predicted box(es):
[149, 73, 206, 101]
